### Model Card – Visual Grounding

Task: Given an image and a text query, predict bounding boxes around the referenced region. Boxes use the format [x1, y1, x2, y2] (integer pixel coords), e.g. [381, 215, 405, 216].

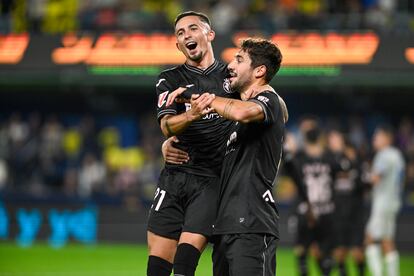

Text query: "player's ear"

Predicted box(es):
[255, 65, 266, 79]
[176, 42, 183, 53]
[207, 29, 215, 42]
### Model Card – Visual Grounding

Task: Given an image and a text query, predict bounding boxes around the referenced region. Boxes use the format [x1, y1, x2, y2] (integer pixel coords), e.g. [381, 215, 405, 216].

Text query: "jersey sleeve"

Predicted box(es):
[248, 91, 280, 124]
[156, 73, 178, 123]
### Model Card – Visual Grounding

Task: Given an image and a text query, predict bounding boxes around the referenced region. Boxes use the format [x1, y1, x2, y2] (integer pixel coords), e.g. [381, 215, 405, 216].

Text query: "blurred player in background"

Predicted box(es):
[146, 11, 236, 276]
[285, 127, 337, 276]
[328, 129, 367, 276]
[365, 125, 405, 276]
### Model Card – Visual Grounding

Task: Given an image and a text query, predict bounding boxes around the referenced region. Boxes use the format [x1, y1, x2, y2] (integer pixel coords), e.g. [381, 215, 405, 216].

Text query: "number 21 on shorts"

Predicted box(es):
[152, 188, 166, 211]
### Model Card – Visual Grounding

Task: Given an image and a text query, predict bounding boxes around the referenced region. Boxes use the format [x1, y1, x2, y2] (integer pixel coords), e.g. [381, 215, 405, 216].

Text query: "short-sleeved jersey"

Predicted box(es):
[213, 91, 285, 238]
[371, 146, 405, 211]
[288, 150, 337, 217]
[156, 60, 236, 177]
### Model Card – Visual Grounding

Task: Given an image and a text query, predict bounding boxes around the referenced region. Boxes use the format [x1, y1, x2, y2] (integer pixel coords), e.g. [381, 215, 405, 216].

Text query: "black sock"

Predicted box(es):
[318, 257, 333, 276]
[297, 253, 308, 276]
[338, 261, 347, 276]
[357, 260, 365, 276]
[147, 255, 173, 276]
[173, 243, 201, 276]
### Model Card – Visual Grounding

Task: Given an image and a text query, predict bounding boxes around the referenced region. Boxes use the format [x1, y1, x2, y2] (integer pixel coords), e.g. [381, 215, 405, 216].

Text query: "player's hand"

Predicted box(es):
[162, 136, 189, 164]
[166, 87, 187, 107]
[187, 93, 215, 121]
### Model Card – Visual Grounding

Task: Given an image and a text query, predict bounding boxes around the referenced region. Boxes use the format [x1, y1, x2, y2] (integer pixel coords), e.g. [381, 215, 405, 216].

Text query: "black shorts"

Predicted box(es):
[147, 168, 219, 240]
[296, 213, 335, 256]
[334, 200, 365, 248]
[212, 233, 277, 276]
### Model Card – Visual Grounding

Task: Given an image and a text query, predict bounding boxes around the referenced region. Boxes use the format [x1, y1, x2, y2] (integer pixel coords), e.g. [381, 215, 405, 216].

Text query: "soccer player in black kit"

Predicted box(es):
[185, 38, 288, 276]
[284, 127, 337, 276]
[146, 11, 236, 276]
[328, 129, 366, 276]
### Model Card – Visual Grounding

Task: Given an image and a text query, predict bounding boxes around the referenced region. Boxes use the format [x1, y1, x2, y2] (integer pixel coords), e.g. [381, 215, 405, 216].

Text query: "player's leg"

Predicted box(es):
[334, 218, 349, 276]
[382, 209, 400, 276]
[212, 235, 230, 276]
[227, 233, 277, 276]
[350, 201, 367, 276]
[316, 215, 335, 276]
[173, 232, 207, 276]
[365, 210, 384, 276]
[334, 247, 348, 276]
[147, 231, 177, 276]
[173, 175, 219, 276]
[293, 212, 311, 276]
[351, 247, 366, 276]
[146, 169, 184, 276]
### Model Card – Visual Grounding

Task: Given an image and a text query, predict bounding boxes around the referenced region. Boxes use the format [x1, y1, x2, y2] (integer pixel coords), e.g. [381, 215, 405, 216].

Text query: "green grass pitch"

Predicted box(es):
[0, 242, 413, 275]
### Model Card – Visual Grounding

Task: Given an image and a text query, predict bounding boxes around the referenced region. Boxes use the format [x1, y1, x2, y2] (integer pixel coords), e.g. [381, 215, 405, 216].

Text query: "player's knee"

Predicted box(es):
[294, 245, 306, 256]
[179, 232, 207, 252]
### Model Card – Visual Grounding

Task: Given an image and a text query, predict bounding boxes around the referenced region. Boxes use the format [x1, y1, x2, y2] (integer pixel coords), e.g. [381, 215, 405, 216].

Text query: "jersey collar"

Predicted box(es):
[184, 59, 219, 75]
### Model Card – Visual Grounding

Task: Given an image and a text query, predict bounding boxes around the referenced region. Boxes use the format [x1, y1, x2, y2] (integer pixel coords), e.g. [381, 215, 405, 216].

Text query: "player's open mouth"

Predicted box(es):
[185, 42, 198, 50]
[228, 71, 237, 81]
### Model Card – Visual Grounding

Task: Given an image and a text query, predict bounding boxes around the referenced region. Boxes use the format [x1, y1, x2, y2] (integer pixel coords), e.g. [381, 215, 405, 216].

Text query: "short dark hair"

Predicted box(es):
[174, 11, 211, 28]
[240, 38, 282, 83]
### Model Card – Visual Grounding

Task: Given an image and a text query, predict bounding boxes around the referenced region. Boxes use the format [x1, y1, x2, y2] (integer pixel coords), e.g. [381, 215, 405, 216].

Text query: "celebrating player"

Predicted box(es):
[146, 11, 236, 276]
[365, 125, 405, 276]
[328, 129, 367, 276]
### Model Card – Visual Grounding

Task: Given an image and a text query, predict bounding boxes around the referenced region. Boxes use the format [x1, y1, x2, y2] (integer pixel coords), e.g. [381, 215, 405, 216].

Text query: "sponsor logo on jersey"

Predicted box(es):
[157, 91, 168, 108]
[262, 190, 275, 203]
[156, 78, 166, 87]
[223, 78, 232, 93]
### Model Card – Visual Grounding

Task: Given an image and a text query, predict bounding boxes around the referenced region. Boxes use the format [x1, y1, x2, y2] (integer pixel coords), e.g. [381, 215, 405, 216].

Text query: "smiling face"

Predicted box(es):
[175, 15, 214, 64]
[227, 50, 255, 93]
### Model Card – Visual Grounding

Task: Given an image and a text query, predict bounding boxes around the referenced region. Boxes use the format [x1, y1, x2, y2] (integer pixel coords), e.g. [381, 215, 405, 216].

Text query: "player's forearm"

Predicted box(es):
[160, 113, 194, 137]
[210, 96, 264, 123]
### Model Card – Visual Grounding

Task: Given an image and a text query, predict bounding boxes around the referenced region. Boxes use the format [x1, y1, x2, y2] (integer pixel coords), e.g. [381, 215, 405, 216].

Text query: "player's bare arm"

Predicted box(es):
[209, 96, 265, 123]
[160, 93, 215, 137]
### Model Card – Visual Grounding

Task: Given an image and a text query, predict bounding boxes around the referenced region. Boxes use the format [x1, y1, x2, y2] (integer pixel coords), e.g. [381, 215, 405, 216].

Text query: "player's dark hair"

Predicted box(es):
[305, 127, 322, 144]
[174, 11, 211, 28]
[240, 38, 282, 83]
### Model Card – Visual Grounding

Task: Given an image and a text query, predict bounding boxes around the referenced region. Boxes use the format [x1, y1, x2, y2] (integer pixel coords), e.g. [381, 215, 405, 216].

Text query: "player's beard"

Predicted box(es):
[188, 50, 203, 62]
[231, 76, 252, 94]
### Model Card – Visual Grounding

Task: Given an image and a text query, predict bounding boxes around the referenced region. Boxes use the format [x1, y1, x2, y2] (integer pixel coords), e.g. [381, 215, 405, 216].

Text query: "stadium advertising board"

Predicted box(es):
[0, 32, 414, 87]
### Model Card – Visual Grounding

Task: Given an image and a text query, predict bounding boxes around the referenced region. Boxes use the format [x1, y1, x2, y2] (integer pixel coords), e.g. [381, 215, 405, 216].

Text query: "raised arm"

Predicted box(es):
[160, 93, 215, 137]
[210, 96, 265, 123]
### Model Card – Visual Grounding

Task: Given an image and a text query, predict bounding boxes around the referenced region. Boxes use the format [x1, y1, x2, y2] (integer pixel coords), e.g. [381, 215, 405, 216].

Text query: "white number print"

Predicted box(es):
[305, 173, 331, 204]
[152, 188, 167, 211]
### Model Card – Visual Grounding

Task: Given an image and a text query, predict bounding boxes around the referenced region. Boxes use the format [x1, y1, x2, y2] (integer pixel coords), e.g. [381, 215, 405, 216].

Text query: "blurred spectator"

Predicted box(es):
[78, 153, 106, 197]
[2, 0, 414, 33]
[0, 0, 13, 33]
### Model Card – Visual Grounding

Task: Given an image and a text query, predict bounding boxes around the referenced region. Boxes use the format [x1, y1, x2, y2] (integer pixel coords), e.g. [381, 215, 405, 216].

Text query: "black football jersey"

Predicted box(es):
[213, 91, 285, 238]
[331, 152, 365, 203]
[156, 60, 236, 177]
[288, 150, 337, 217]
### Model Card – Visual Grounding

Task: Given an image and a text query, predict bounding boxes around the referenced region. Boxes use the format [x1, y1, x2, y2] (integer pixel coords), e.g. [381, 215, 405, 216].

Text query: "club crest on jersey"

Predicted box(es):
[262, 190, 275, 203]
[158, 91, 168, 108]
[223, 78, 232, 93]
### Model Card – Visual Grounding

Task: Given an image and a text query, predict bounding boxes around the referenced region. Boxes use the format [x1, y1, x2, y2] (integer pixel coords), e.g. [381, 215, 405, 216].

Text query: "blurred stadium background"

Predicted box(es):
[0, 0, 414, 275]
